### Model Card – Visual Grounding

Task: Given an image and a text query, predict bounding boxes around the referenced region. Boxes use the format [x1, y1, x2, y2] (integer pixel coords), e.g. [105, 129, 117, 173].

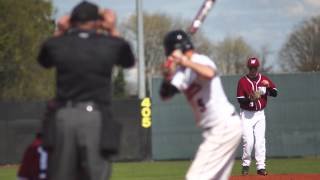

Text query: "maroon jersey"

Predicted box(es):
[237, 73, 276, 111]
[17, 137, 48, 180]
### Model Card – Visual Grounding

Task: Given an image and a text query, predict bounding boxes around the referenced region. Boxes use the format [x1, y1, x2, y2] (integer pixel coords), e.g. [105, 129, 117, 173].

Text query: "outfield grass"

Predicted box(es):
[1, 158, 319, 180]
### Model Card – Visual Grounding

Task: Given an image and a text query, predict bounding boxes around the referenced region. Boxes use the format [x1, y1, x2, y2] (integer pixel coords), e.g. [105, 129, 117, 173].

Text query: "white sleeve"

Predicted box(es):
[193, 55, 217, 70]
[171, 69, 188, 91]
[171, 68, 197, 91]
[170, 55, 216, 91]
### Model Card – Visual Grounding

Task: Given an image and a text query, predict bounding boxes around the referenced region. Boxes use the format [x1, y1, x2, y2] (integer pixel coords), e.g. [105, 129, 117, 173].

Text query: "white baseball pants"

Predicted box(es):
[240, 109, 266, 170]
[186, 115, 242, 180]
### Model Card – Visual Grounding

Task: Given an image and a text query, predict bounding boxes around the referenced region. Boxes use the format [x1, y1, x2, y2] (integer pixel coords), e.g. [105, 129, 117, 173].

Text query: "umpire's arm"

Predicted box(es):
[37, 41, 54, 68]
[116, 40, 135, 68]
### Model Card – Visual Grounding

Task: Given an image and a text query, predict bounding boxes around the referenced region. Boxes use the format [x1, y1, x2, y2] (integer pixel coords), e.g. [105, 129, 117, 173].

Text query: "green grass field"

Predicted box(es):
[2, 158, 319, 180]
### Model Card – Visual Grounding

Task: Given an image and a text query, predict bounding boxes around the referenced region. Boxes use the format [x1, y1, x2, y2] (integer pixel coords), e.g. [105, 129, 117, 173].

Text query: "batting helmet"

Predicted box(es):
[163, 30, 194, 56]
[247, 57, 260, 68]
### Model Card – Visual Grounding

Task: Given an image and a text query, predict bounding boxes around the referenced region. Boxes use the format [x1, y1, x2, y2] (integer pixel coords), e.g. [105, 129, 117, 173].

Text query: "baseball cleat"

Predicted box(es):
[257, 169, 268, 176]
[241, 166, 249, 175]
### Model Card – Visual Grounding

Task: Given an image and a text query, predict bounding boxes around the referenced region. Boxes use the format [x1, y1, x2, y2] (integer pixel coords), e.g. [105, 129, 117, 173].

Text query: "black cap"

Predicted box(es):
[70, 1, 102, 24]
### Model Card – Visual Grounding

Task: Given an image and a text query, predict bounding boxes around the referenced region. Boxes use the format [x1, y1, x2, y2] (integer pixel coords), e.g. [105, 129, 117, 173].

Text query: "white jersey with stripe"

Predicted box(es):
[170, 53, 235, 129]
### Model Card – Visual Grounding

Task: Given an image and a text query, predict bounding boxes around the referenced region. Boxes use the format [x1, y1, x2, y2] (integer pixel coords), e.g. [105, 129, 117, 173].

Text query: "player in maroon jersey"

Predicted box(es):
[236, 57, 278, 176]
[17, 133, 48, 180]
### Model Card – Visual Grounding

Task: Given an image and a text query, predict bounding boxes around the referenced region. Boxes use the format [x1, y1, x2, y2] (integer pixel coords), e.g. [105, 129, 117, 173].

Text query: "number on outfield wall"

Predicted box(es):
[141, 97, 152, 128]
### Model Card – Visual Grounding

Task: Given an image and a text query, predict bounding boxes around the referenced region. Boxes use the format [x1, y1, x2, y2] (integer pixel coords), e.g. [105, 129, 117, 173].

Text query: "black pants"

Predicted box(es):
[47, 102, 111, 180]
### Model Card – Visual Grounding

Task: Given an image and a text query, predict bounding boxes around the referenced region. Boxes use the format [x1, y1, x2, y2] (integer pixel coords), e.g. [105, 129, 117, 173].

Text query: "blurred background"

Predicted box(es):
[0, 0, 319, 164]
[1, 0, 320, 99]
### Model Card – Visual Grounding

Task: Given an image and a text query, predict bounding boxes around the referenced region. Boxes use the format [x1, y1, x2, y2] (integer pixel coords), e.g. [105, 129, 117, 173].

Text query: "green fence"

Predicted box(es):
[0, 99, 148, 164]
[151, 73, 320, 160]
[1, 73, 319, 163]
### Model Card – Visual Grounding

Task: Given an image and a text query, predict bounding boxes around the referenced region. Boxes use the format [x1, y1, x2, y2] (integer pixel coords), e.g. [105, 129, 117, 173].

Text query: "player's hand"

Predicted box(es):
[171, 50, 188, 66]
[161, 57, 176, 81]
[54, 15, 70, 36]
[261, 80, 270, 87]
[100, 9, 119, 36]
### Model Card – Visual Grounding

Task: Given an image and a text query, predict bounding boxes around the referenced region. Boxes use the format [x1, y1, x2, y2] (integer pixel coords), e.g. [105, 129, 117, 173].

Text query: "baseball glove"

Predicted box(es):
[249, 91, 261, 101]
[162, 58, 177, 81]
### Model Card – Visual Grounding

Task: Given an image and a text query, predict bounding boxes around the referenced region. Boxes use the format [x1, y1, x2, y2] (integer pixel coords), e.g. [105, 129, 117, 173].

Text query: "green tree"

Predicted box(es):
[213, 37, 256, 75]
[213, 37, 272, 75]
[280, 15, 320, 72]
[0, 0, 55, 100]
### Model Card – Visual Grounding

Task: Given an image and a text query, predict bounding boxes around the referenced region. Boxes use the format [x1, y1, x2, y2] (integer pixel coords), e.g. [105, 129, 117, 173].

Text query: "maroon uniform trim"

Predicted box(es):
[237, 73, 276, 111]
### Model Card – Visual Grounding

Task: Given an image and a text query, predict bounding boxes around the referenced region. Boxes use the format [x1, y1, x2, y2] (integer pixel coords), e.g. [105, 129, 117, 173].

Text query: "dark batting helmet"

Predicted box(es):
[163, 30, 194, 56]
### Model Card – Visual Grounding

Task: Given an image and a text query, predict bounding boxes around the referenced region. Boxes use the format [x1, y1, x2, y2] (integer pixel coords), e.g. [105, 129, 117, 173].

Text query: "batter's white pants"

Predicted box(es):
[240, 109, 266, 170]
[186, 115, 242, 180]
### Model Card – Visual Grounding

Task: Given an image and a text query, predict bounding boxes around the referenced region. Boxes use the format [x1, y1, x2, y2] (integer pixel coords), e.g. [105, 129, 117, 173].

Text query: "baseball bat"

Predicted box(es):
[187, 0, 217, 35]
[161, 0, 217, 73]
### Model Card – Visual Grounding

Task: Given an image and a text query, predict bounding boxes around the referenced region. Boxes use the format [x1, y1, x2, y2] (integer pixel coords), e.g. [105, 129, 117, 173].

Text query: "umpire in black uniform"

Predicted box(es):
[37, 1, 135, 180]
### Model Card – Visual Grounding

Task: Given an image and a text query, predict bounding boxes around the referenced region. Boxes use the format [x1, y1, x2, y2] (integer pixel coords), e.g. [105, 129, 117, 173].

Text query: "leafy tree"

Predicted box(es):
[213, 37, 272, 75]
[280, 15, 320, 72]
[213, 37, 256, 75]
[0, 0, 55, 100]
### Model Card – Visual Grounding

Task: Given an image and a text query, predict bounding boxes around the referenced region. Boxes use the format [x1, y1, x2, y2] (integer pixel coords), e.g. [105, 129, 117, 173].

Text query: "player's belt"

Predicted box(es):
[61, 101, 97, 112]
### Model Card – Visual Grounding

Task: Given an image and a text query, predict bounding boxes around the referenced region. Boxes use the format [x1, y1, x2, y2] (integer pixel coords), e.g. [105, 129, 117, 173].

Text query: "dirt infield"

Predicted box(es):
[230, 174, 320, 180]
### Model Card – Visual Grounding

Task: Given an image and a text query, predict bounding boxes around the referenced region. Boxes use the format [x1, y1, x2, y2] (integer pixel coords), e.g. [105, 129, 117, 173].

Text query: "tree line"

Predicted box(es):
[121, 12, 320, 76]
[1, 0, 320, 100]
[0, 0, 55, 100]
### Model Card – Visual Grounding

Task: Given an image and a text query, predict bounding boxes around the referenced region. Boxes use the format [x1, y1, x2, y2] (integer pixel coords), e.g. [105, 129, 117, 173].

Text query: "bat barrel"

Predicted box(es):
[187, 0, 216, 35]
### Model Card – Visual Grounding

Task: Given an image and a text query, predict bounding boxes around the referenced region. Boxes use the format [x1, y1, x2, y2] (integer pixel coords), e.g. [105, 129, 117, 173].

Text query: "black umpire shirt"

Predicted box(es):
[38, 28, 135, 105]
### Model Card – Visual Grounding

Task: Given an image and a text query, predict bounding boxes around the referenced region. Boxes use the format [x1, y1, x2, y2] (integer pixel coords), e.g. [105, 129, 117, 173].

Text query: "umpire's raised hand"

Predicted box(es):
[99, 8, 119, 37]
